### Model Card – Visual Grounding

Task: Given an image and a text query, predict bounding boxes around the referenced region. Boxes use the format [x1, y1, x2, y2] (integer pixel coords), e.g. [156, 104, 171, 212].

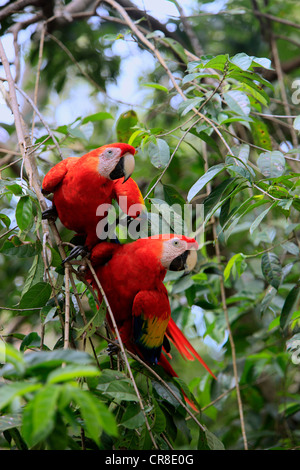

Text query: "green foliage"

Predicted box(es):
[1, 0, 300, 451]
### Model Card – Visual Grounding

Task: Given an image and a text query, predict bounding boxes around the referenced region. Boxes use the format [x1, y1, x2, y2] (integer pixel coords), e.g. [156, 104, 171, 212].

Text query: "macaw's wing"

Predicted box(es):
[42, 157, 79, 195]
[90, 242, 120, 268]
[85, 242, 120, 287]
[113, 177, 145, 217]
[132, 289, 170, 366]
[166, 318, 216, 379]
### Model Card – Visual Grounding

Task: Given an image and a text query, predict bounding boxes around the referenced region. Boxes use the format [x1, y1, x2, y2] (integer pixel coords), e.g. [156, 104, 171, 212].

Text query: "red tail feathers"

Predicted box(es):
[158, 353, 198, 412]
[165, 318, 216, 380]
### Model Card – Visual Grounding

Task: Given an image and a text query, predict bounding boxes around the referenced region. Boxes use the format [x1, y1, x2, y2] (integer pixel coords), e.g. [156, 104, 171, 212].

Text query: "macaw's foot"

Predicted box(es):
[42, 205, 58, 221]
[106, 341, 120, 356]
[62, 245, 89, 264]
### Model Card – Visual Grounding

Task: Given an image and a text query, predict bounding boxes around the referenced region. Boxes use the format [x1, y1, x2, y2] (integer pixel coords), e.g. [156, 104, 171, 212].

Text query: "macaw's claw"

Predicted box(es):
[62, 245, 89, 264]
[42, 206, 58, 221]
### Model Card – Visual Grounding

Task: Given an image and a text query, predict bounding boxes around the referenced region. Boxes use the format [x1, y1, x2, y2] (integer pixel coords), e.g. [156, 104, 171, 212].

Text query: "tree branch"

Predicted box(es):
[0, 0, 42, 22]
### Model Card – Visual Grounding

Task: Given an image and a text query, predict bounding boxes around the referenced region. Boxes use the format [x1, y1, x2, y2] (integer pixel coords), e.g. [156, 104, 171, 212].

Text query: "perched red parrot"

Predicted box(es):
[41, 143, 145, 260]
[86, 234, 216, 384]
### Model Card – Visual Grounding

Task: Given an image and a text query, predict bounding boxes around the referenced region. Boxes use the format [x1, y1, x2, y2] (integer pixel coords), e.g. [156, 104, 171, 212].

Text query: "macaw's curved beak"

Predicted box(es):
[109, 152, 135, 182]
[169, 248, 198, 273]
[122, 152, 135, 183]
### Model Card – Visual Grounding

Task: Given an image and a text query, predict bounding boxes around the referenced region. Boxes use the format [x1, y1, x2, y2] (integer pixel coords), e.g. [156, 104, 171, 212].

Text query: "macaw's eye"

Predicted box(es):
[172, 239, 180, 247]
[106, 149, 113, 156]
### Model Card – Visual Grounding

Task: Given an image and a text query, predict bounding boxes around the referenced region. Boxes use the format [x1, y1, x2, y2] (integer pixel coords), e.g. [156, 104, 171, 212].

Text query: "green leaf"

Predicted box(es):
[0, 382, 42, 410]
[71, 387, 118, 442]
[239, 81, 269, 107]
[182, 72, 219, 85]
[21, 384, 60, 447]
[280, 284, 300, 330]
[249, 202, 276, 234]
[128, 129, 146, 146]
[152, 379, 182, 408]
[229, 53, 272, 72]
[21, 253, 45, 296]
[81, 112, 113, 124]
[0, 413, 22, 432]
[282, 241, 299, 256]
[232, 144, 250, 163]
[251, 56, 272, 69]
[250, 118, 272, 150]
[148, 138, 170, 169]
[142, 83, 168, 93]
[178, 97, 204, 116]
[0, 237, 39, 258]
[192, 54, 228, 72]
[203, 177, 236, 219]
[3, 180, 23, 195]
[151, 399, 166, 433]
[40, 305, 57, 325]
[293, 116, 300, 132]
[18, 282, 52, 314]
[198, 427, 225, 450]
[20, 332, 41, 351]
[0, 342, 25, 376]
[261, 252, 282, 289]
[15, 196, 33, 231]
[196, 130, 222, 156]
[116, 110, 138, 143]
[223, 198, 269, 241]
[97, 369, 138, 402]
[224, 253, 246, 281]
[187, 164, 225, 202]
[75, 299, 106, 340]
[120, 404, 145, 429]
[162, 184, 186, 212]
[22, 349, 95, 375]
[230, 52, 253, 71]
[47, 364, 100, 384]
[0, 213, 10, 229]
[162, 37, 188, 64]
[257, 151, 285, 178]
[224, 90, 251, 116]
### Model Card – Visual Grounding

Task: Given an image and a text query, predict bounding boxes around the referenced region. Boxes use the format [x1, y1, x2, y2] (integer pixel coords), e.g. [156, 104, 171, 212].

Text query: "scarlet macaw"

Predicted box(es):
[86, 235, 216, 381]
[41, 143, 145, 260]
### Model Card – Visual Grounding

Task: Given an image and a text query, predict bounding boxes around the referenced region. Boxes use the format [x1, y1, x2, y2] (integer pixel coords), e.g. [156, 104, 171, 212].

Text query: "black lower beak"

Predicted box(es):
[109, 158, 124, 180]
[169, 250, 189, 271]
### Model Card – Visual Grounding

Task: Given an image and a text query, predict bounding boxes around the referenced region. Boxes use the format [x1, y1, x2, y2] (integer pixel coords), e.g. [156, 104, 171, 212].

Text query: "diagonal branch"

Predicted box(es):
[0, 0, 42, 22]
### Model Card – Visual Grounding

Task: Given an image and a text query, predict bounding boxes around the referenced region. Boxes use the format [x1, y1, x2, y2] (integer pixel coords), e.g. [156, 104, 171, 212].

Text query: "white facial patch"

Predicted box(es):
[161, 238, 188, 269]
[98, 147, 122, 179]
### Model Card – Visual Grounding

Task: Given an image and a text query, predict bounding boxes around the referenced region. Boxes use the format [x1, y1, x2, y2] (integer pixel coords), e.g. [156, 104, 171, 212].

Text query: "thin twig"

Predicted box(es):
[31, 23, 46, 141]
[68, 272, 101, 368]
[0, 306, 42, 311]
[0, 78, 63, 160]
[269, 35, 298, 152]
[212, 223, 248, 450]
[64, 265, 71, 350]
[0, 40, 33, 186]
[172, 0, 203, 57]
[0, 226, 18, 241]
[253, 10, 300, 31]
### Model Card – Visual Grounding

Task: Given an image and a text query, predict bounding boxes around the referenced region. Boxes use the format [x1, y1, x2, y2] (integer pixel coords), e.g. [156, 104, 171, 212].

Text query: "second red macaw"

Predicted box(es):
[86, 234, 216, 384]
[41, 143, 145, 261]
